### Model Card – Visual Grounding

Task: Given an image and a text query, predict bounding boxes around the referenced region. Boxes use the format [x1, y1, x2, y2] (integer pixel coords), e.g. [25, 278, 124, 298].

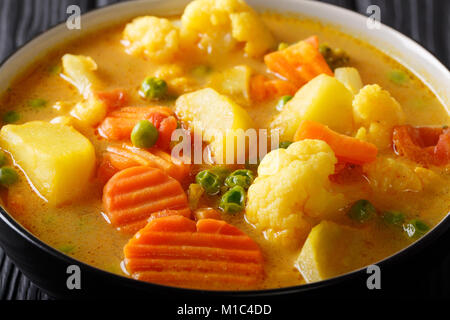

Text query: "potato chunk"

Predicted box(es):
[208, 65, 252, 106]
[334, 67, 363, 95]
[270, 74, 354, 141]
[175, 88, 255, 163]
[296, 221, 371, 283]
[123, 16, 180, 62]
[0, 121, 96, 206]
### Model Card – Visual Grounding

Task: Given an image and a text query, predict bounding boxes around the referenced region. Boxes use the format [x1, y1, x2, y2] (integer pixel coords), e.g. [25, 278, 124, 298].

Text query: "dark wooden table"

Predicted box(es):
[0, 0, 449, 300]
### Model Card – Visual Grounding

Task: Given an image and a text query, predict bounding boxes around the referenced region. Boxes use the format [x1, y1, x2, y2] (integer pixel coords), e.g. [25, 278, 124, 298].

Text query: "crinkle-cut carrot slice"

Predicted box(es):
[104, 143, 190, 182]
[97, 106, 177, 150]
[123, 215, 264, 290]
[264, 36, 333, 87]
[94, 89, 128, 111]
[250, 74, 298, 102]
[103, 166, 190, 234]
[393, 125, 449, 166]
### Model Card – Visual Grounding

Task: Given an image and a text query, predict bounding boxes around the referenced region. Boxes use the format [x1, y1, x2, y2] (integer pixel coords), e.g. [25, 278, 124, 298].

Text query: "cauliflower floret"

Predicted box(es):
[364, 156, 441, 193]
[353, 84, 405, 150]
[70, 96, 107, 127]
[181, 0, 275, 57]
[354, 122, 389, 150]
[123, 16, 180, 62]
[229, 10, 276, 57]
[246, 140, 346, 248]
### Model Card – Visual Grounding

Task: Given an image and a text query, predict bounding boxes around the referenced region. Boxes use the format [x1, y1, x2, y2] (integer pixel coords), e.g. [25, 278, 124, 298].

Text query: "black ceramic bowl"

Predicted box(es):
[0, 0, 449, 300]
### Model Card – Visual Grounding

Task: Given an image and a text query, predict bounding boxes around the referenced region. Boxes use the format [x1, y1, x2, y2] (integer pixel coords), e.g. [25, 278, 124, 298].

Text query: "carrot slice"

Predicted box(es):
[392, 125, 449, 166]
[294, 120, 378, 165]
[123, 215, 264, 290]
[250, 74, 297, 102]
[104, 144, 190, 182]
[103, 166, 190, 234]
[264, 36, 333, 87]
[98, 106, 177, 150]
[94, 89, 128, 111]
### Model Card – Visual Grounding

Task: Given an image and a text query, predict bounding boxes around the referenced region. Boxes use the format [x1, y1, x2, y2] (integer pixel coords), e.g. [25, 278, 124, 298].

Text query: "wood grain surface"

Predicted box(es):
[0, 0, 449, 300]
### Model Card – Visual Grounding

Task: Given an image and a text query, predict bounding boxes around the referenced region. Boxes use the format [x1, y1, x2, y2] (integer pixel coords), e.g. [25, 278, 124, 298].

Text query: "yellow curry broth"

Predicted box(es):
[0, 12, 448, 290]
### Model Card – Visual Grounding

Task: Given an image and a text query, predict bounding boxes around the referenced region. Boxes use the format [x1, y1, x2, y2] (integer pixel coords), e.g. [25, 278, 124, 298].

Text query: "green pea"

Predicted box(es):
[278, 42, 289, 51]
[131, 120, 159, 149]
[225, 169, 255, 189]
[0, 151, 7, 167]
[195, 170, 221, 195]
[2, 111, 20, 124]
[219, 185, 246, 214]
[388, 69, 409, 85]
[28, 98, 47, 109]
[140, 77, 168, 100]
[0, 167, 19, 187]
[347, 199, 376, 222]
[279, 141, 293, 149]
[382, 211, 406, 227]
[276, 95, 293, 111]
[403, 219, 430, 239]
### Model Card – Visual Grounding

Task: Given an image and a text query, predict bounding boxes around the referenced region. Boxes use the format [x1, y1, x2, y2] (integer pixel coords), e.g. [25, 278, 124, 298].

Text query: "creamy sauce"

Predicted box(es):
[0, 13, 449, 290]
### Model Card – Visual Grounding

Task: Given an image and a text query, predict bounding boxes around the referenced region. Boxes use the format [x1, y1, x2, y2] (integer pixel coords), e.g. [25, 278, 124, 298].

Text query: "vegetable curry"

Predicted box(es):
[0, 0, 448, 290]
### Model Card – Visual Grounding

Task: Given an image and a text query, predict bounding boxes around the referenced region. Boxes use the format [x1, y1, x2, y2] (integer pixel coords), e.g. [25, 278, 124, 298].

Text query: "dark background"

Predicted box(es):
[0, 0, 449, 300]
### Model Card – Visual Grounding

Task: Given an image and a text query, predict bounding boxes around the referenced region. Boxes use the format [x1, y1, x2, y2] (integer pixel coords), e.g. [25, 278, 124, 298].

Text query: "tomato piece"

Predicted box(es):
[434, 128, 450, 165]
[392, 125, 449, 166]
